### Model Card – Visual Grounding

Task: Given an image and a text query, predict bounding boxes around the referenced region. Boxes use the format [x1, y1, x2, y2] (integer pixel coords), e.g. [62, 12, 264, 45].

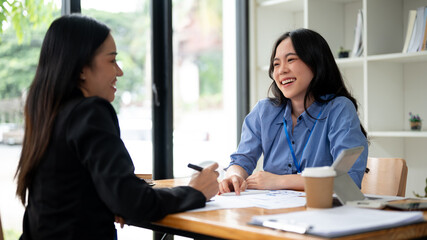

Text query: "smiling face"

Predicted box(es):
[272, 38, 314, 103]
[80, 33, 123, 102]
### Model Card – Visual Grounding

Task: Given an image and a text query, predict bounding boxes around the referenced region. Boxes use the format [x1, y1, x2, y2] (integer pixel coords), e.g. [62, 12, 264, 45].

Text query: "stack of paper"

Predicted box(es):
[249, 206, 424, 238]
[188, 190, 306, 212]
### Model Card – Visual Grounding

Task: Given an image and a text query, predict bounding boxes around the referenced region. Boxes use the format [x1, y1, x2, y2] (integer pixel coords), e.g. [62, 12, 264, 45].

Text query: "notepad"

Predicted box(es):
[249, 206, 424, 238]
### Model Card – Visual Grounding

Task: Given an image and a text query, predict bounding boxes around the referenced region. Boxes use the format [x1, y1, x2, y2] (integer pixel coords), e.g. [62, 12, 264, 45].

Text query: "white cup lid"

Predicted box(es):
[301, 166, 336, 177]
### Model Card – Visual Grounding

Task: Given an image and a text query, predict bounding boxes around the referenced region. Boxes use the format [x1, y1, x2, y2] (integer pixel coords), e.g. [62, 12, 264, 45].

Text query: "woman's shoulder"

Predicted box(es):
[324, 95, 355, 109]
[322, 95, 357, 117]
[65, 97, 114, 113]
[247, 98, 286, 123]
[58, 97, 117, 123]
[254, 98, 284, 110]
[75, 96, 113, 107]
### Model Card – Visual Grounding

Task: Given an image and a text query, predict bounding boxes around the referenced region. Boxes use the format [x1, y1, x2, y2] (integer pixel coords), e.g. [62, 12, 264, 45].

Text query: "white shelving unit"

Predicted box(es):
[250, 0, 427, 197]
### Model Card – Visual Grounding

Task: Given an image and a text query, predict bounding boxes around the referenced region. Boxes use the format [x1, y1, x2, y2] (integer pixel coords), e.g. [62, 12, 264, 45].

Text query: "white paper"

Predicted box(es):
[188, 190, 306, 212]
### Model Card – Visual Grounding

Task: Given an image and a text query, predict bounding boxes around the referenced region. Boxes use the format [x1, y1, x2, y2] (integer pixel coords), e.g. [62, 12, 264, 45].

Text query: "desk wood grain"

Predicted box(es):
[149, 178, 427, 240]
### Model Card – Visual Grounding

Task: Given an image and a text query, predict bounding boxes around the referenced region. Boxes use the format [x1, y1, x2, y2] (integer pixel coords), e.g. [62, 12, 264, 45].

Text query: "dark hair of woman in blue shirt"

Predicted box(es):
[15, 15, 111, 204]
[267, 28, 367, 137]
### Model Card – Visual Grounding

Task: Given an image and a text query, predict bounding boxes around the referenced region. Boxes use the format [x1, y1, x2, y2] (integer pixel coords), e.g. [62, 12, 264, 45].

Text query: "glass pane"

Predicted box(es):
[81, 1, 153, 239]
[0, 0, 61, 237]
[81, 1, 153, 175]
[172, 0, 237, 177]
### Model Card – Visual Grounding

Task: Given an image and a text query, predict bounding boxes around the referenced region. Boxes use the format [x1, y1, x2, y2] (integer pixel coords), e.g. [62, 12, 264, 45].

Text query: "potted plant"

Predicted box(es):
[338, 46, 350, 58]
[409, 112, 422, 131]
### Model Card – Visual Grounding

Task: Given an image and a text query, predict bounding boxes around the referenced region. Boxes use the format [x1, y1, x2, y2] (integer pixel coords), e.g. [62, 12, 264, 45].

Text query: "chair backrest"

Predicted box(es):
[361, 157, 408, 197]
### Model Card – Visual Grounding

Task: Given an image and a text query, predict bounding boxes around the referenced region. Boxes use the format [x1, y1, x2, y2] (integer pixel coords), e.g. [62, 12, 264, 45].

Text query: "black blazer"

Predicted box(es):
[21, 97, 205, 240]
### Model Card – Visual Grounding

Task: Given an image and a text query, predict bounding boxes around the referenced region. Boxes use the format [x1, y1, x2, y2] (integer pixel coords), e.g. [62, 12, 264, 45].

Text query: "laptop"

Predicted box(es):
[331, 146, 401, 208]
[331, 146, 366, 205]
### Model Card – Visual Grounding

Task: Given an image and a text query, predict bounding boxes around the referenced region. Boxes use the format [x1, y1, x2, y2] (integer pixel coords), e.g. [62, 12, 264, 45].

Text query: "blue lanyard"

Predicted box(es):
[283, 109, 322, 173]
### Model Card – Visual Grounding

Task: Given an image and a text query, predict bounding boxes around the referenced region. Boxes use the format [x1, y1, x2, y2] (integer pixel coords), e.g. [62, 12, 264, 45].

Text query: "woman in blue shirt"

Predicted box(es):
[219, 28, 368, 194]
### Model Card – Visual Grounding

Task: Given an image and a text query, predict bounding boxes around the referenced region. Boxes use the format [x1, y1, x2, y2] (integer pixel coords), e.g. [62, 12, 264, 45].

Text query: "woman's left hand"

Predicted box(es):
[246, 171, 283, 189]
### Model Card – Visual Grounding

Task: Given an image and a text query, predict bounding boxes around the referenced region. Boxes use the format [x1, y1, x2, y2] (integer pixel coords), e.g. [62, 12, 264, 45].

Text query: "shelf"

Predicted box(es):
[263, 55, 365, 70]
[369, 131, 427, 138]
[336, 57, 364, 68]
[257, 0, 303, 11]
[264, 51, 427, 70]
[367, 51, 427, 63]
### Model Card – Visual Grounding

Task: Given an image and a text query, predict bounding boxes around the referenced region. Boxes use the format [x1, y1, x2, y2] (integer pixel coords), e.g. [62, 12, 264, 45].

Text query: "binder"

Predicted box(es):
[403, 10, 417, 53]
[351, 9, 363, 57]
[408, 6, 426, 52]
[249, 206, 424, 238]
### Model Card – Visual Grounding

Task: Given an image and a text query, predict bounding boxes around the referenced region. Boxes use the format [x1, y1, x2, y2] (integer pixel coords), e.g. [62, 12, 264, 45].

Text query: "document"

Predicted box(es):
[249, 205, 424, 238]
[188, 190, 306, 212]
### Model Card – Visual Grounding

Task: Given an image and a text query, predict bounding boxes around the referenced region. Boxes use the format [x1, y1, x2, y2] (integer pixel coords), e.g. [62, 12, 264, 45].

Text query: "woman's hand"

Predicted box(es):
[246, 171, 283, 189]
[246, 171, 305, 190]
[188, 163, 220, 201]
[219, 174, 247, 195]
[218, 165, 249, 195]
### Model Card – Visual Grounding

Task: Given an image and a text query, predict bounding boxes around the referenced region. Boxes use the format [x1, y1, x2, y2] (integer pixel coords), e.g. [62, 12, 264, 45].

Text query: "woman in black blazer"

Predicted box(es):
[15, 14, 219, 240]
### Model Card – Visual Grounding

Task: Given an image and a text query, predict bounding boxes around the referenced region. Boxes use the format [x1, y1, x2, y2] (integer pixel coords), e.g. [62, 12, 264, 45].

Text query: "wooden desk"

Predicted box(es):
[144, 178, 427, 240]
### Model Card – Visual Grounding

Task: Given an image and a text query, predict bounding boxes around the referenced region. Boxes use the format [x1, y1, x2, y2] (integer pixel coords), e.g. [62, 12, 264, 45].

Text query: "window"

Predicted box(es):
[172, 0, 237, 177]
[81, 0, 153, 175]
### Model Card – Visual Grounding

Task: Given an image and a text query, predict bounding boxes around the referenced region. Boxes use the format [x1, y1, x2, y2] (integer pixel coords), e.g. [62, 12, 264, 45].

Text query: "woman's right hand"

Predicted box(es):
[219, 174, 247, 195]
[188, 163, 220, 200]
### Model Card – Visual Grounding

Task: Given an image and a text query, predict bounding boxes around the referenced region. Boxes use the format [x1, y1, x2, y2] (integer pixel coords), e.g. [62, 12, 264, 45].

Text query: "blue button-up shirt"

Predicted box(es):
[229, 96, 368, 188]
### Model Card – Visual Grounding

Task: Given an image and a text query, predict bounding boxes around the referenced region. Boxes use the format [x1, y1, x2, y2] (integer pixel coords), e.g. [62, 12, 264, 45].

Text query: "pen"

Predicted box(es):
[219, 190, 270, 196]
[188, 163, 204, 172]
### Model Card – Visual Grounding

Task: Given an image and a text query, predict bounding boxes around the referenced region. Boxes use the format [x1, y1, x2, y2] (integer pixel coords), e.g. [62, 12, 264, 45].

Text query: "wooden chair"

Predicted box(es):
[361, 157, 408, 197]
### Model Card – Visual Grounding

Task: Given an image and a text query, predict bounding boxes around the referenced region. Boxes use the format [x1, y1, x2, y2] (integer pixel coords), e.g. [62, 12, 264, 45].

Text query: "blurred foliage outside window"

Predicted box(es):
[83, 7, 151, 112]
[0, 0, 57, 128]
[0, 0, 55, 43]
[0, 1, 154, 126]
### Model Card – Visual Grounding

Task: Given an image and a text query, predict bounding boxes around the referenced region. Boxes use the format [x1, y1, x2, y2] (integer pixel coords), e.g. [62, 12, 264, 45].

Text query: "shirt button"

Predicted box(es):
[288, 164, 292, 168]
[298, 116, 302, 120]
[292, 141, 295, 144]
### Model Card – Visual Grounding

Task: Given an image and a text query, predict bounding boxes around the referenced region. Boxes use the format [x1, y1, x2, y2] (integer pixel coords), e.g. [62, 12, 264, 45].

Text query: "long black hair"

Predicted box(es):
[16, 14, 110, 204]
[267, 28, 367, 137]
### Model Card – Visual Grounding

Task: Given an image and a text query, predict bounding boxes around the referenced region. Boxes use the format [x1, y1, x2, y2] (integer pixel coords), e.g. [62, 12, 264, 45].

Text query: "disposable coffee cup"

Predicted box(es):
[301, 166, 336, 210]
